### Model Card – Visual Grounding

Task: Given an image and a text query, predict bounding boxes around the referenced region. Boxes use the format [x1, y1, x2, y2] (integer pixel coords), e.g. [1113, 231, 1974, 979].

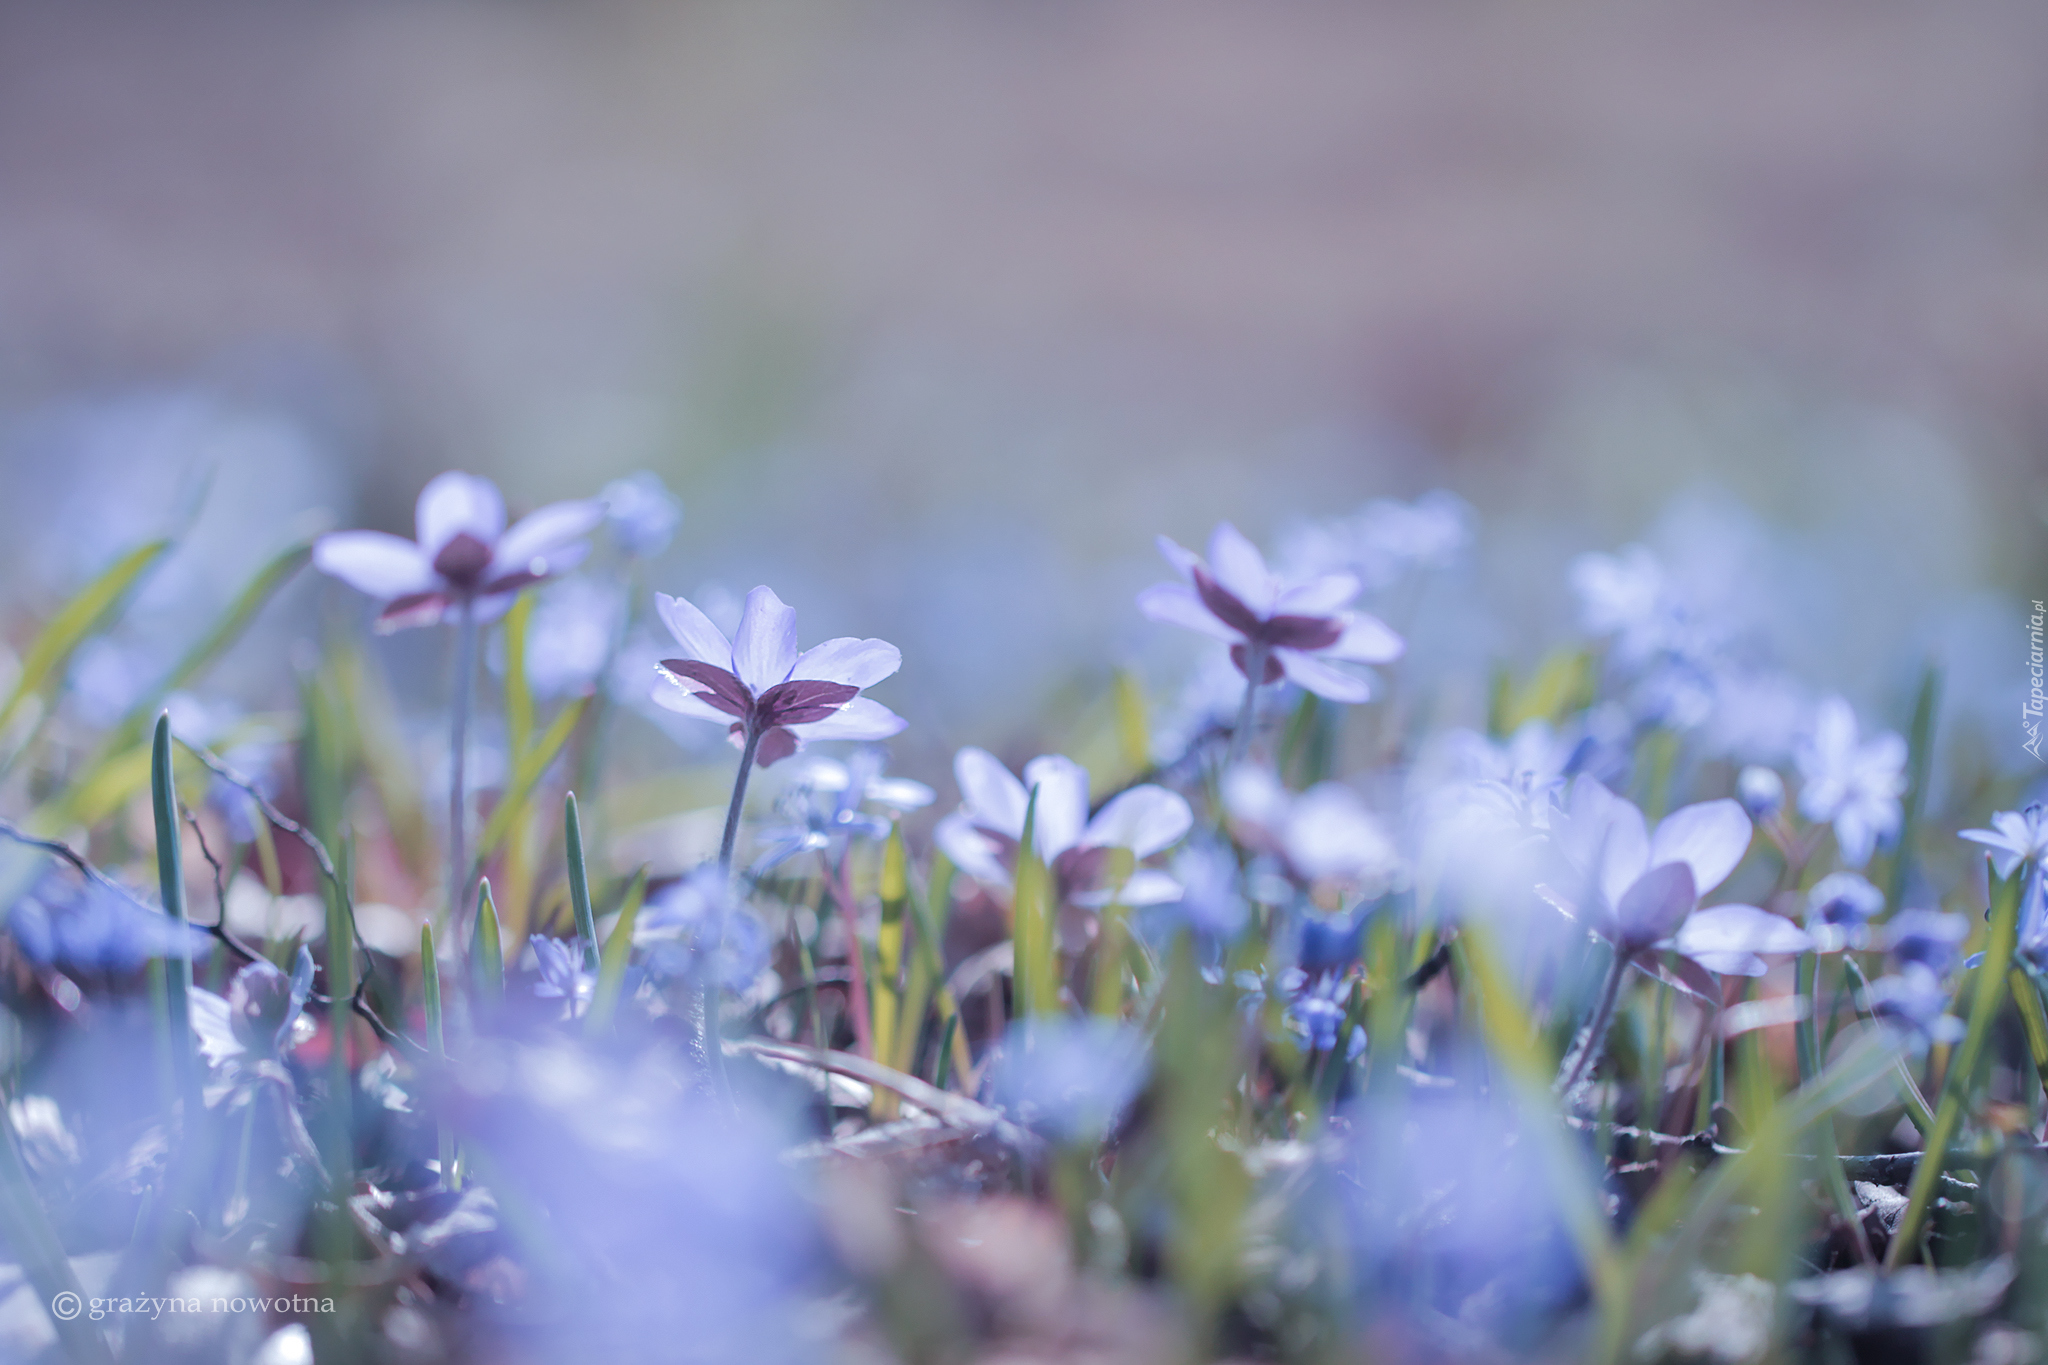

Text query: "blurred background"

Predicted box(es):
[1, 0, 2044, 798]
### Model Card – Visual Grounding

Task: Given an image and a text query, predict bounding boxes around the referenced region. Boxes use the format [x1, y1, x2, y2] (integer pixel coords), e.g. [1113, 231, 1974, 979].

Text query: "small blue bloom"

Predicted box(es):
[1804, 872, 1885, 951]
[1866, 965, 1964, 1050]
[1795, 696, 1906, 869]
[9, 871, 212, 976]
[991, 1019, 1148, 1143]
[633, 868, 769, 991]
[600, 472, 682, 559]
[1885, 909, 1970, 976]
[1960, 804, 2048, 879]
[531, 937, 598, 1018]
[1737, 766, 1785, 819]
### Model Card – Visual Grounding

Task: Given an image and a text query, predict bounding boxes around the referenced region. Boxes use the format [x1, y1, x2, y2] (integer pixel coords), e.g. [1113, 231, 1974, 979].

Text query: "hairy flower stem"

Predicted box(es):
[447, 597, 478, 929]
[1226, 642, 1271, 770]
[1557, 950, 1629, 1100]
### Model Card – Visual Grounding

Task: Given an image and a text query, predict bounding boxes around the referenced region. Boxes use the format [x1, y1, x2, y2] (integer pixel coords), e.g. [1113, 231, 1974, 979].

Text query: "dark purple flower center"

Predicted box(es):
[660, 661, 858, 767]
[433, 532, 495, 588]
[1193, 566, 1344, 657]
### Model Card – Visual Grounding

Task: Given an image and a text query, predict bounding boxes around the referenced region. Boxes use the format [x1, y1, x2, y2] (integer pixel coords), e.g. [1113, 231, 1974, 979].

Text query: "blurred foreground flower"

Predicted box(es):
[652, 586, 905, 769]
[991, 1018, 1148, 1142]
[936, 748, 1191, 906]
[313, 470, 603, 631]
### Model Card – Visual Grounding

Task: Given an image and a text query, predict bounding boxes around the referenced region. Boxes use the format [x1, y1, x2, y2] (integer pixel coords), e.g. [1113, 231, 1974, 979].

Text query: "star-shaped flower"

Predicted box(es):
[650, 587, 905, 768]
[1543, 776, 1807, 977]
[1222, 765, 1402, 891]
[1960, 803, 2048, 878]
[313, 471, 605, 631]
[936, 749, 1192, 907]
[1137, 522, 1404, 702]
[1795, 696, 1907, 868]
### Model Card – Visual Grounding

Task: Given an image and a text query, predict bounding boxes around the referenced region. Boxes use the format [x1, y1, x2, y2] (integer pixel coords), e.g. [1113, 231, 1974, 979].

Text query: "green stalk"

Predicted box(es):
[471, 879, 504, 1011]
[1012, 787, 1058, 1018]
[149, 714, 193, 1098]
[421, 924, 456, 1189]
[1884, 863, 2026, 1268]
[0, 1118, 114, 1365]
[564, 794, 600, 972]
[586, 868, 648, 1035]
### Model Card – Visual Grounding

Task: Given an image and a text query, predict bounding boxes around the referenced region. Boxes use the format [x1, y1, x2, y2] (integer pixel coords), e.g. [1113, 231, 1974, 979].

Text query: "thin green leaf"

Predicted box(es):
[473, 879, 504, 1010]
[586, 867, 648, 1034]
[565, 793, 599, 972]
[0, 538, 172, 743]
[475, 696, 591, 865]
[149, 714, 192, 1094]
[1884, 862, 2026, 1268]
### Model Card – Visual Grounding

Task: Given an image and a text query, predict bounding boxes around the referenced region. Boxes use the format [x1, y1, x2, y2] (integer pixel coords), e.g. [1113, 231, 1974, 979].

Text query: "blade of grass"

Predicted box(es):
[149, 714, 193, 1097]
[564, 793, 599, 973]
[421, 923, 457, 1189]
[472, 879, 504, 1011]
[586, 867, 648, 1034]
[1883, 861, 2026, 1268]
[475, 696, 590, 866]
[1013, 786, 1058, 1018]
[0, 538, 172, 748]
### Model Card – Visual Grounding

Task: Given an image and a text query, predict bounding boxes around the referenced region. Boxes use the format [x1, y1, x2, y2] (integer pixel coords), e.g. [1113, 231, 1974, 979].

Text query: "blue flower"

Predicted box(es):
[749, 750, 933, 875]
[991, 1018, 1148, 1143]
[1884, 908, 1970, 976]
[1804, 872, 1885, 951]
[599, 472, 682, 559]
[1866, 965, 1964, 1050]
[9, 871, 212, 976]
[531, 937, 598, 1019]
[314, 471, 604, 632]
[1960, 804, 2048, 878]
[1737, 766, 1785, 819]
[190, 947, 315, 1065]
[633, 868, 769, 991]
[1795, 696, 1906, 868]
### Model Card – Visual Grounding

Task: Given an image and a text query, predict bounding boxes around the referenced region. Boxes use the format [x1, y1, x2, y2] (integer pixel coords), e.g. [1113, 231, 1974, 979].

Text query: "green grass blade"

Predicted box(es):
[473, 878, 504, 1010]
[149, 714, 192, 1093]
[475, 697, 591, 864]
[872, 827, 910, 1069]
[586, 866, 648, 1034]
[0, 538, 172, 743]
[1013, 786, 1058, 1018]
[1884, 861, 2026, 1268]
[564, 794, 599, 973]
[503, 593, 536, 761]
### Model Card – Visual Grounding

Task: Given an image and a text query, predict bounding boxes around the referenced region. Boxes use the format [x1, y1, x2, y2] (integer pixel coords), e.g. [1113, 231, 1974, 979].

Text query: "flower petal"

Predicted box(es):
[1155, 534, 1200, 582]
[1325, 612, 1406, 663]
[1207, 522, 1276, 616]
[1616, 861, 1697, 951]
[1595, 795, 1651, 912]
[1273, 648, 1373, 703]
[1649, 799, 1753, 898]
[490, 499, 605, 578]
[648, 684, 734, 724]
[655, 592, 733, 667]
[1084, 785, 1194, 858]
[312, 531, 435, 599]
[1674, 903, 1811, 958]
[1136, 582, 1241, 642]
[415, 471, 505, 557]
[1115, 868, 1186, 906]
[936, 811, 1010, 885]
[954, 747, 1029, 840]
[787, 696, 906, 742]
[731, 586, 800, 693]
[791, 637, 902, 689]
[1021, 755, 1091, 862]
[1274, 572, 1360, 616]
[1689, 950, 1768, 977]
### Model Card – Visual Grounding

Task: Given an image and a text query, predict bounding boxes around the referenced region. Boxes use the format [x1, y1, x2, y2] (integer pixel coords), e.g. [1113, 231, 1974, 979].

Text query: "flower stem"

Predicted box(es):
[719, 724, 762, 874]
[1557, 949, 1628, 1100]
[1225, 641, 1270, 770]
[447, 597, 478, 928]
[699, 722, 763, 1113]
